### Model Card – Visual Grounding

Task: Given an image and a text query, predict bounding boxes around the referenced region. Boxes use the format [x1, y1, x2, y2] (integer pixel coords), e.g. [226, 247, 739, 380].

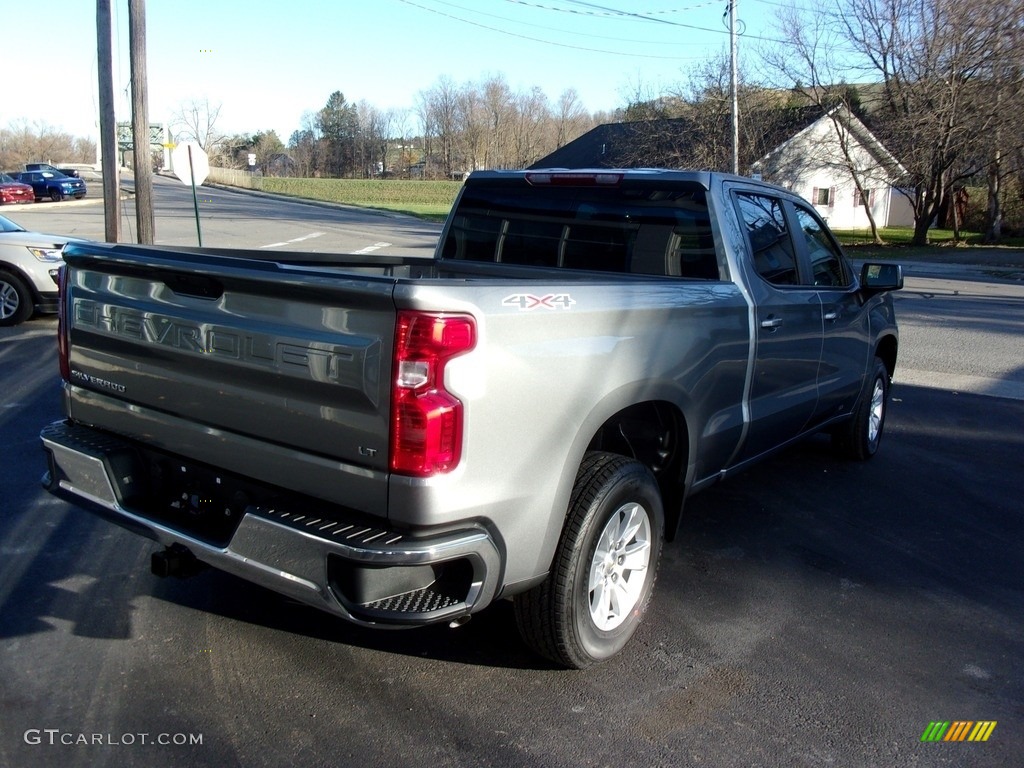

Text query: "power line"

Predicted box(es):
[509, 0, 789, 44]
[430, 0, 724, 46]
[507, 0, 723, 20]
[395, 0, 714, 59]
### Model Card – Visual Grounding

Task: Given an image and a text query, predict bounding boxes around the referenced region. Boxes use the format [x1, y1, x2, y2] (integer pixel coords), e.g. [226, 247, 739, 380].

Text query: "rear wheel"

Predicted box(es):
[833, 357, 889, 460]
[515, 452, 664, 668]
[0, 271, 33, 326]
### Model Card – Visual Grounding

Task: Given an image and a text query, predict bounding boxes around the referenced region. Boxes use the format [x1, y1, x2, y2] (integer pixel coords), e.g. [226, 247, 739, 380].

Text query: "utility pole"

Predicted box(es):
[96, 0, 119, 243]
[129, 0, 155, 244]
[729, 0, 739, 175]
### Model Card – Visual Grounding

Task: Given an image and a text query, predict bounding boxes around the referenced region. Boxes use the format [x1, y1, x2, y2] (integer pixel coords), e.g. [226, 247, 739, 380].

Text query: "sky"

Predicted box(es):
[6, 0, 786, 145]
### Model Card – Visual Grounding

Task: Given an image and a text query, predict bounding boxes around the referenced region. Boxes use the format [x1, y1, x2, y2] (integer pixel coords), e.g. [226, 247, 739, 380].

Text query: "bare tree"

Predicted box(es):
[837, 0, 1020, 244]
[385, 108, 415, 177]
[417, 76, 461, 178]
[974, 11, 1024, 242]
[355, 100, 388, 177]
[288, 110, 322, 177]
[554, 89, 589, 149]
[0, 120, 96, 169]
[509, 87, 551, 169]
[458, 84, 487, 173]
[614, 54, 792, 173]
[171, 97, 223, 155]
[761, 6, 894, 243]
[482, 75, 515, 169]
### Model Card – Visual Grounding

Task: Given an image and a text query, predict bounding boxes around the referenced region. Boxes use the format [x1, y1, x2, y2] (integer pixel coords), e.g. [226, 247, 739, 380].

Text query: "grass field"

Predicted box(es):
[260, 178, 463, 220]
[833, 226, 1024, 263]
[242, 177, 1024, 260]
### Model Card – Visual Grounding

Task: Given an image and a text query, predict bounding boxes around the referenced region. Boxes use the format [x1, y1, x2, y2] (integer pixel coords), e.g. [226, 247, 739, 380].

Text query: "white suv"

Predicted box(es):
[0, 214, 79, 326]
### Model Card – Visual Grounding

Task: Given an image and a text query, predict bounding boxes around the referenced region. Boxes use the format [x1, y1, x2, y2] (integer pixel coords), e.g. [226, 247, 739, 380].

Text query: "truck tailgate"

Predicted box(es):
[60, 243, 397, 503]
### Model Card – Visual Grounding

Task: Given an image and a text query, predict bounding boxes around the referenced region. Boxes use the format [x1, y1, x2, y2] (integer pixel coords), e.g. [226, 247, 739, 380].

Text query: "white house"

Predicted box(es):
[751, 106, 914, 229]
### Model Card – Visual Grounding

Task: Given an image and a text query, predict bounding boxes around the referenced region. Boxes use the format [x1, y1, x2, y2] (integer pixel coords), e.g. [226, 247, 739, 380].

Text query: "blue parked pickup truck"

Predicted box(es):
[40, 169, 902, 667]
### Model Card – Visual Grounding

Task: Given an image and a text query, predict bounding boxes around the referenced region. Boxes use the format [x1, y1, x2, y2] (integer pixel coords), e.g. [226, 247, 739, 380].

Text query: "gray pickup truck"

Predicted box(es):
[41, 169, 902, 668]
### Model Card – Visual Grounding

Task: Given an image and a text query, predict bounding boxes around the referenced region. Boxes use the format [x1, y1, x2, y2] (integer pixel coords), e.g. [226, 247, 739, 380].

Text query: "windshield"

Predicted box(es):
[0, 215, 27, 233]
[0, 173, 16, 183]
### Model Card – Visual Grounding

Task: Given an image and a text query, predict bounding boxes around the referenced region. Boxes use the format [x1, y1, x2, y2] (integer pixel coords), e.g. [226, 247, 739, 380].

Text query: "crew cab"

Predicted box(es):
[40, 170, 902, 667]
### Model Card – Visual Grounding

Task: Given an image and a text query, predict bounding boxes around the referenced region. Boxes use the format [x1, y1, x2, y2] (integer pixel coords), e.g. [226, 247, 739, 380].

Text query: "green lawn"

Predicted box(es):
[260, 178, 462, 220]
[832, 227, 1024, 263]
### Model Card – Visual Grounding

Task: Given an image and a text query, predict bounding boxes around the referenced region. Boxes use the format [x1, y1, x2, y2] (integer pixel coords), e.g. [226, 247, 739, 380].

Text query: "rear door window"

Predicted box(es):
[734, 193, 799, 286]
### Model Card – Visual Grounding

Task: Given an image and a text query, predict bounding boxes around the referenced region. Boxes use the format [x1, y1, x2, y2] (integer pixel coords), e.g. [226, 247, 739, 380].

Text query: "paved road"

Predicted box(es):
[2, 175, 442, 256]
[1, 185, 1021, 766]
[893, 277, 1024, 401]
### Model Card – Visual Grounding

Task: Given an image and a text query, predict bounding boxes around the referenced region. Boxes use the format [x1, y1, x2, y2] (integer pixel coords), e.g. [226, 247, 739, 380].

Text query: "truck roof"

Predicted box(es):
[465, 168, 792, 194]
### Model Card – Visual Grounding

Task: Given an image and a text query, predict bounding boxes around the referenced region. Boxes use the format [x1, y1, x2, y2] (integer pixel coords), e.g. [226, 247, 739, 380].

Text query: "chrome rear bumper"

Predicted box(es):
[40, 420, 501, 627]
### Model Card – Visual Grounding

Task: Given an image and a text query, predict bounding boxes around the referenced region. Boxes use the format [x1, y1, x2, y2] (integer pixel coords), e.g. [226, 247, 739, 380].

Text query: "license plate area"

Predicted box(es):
[133, 453, 280, 547]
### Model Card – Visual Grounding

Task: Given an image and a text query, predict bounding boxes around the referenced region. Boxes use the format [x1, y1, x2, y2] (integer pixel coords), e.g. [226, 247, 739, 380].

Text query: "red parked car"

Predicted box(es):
[0, 173, 35, 205]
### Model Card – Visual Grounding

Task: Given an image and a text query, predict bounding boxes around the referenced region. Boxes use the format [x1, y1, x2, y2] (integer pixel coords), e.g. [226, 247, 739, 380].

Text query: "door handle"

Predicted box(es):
[760, 317, 783, 329]
[824, 311, 839, 322]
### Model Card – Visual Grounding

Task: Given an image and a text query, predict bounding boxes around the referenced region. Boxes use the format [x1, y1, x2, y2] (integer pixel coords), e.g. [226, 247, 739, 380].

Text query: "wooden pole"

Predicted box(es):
[96, 0, 120, 243]
[129, 0, 155, 244]
[730, 0, 739, 175]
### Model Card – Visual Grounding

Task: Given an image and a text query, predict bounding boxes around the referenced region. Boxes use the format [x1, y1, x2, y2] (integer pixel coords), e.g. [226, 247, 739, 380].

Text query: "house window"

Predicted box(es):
[854, 188, 876, 208]
[812, 187, 835, 206]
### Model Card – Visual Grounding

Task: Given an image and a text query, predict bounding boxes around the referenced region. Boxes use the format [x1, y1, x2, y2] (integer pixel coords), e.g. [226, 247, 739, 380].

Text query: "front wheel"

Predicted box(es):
[0, 271, 33, 326]
[515, 452, 664, 668]
[48, 187, 63, 202]
[833, 357, 890, 460]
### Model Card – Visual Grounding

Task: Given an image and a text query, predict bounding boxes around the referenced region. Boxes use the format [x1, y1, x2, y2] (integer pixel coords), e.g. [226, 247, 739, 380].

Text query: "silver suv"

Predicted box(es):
[0, 214, 75, 326]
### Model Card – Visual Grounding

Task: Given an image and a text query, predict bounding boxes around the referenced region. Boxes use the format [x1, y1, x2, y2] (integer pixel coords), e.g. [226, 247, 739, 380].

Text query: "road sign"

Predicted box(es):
[171, 142, 210, 186]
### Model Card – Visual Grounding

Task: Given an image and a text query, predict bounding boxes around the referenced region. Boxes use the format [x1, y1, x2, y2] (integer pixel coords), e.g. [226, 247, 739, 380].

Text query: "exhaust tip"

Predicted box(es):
[449, 614, 472, 629]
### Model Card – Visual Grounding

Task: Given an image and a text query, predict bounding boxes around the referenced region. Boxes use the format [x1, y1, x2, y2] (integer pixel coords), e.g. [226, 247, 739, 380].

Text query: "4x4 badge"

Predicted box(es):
[502, 293, 576, 311]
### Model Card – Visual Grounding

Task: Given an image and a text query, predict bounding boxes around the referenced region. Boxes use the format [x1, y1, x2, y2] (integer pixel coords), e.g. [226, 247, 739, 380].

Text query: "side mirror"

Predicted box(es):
[860, 262, 903, 295]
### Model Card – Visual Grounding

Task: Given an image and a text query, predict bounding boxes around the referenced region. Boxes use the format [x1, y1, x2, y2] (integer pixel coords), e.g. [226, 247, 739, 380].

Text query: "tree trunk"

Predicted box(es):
[985, 149, 1002, 244]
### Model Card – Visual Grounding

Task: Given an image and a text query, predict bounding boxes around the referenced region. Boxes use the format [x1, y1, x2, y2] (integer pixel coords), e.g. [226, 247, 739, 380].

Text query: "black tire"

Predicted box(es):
[48, 187, 62, 202]
[0, 271, 34, 326]
[515, 451, 664, 669]
[833, 357, 890, 460]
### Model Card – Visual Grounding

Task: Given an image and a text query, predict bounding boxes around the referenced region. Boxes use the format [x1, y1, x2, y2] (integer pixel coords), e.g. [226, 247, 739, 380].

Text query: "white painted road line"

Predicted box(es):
[260, 232, 325, 248]
[353, 242, 392, 254]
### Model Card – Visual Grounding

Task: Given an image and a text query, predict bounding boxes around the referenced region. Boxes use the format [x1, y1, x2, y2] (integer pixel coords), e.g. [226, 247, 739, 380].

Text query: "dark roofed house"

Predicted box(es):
[531, 105, 912, 229]
[533, 106, 826, 171]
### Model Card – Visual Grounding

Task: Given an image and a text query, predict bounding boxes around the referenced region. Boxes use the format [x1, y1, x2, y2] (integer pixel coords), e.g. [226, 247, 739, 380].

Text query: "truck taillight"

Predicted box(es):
[390, 311, 475, 477]
[57, 265, 70, 381]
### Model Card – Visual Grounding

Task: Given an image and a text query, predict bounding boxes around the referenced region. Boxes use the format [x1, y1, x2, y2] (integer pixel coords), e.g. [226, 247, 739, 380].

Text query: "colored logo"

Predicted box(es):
[921, 721, 997, 742]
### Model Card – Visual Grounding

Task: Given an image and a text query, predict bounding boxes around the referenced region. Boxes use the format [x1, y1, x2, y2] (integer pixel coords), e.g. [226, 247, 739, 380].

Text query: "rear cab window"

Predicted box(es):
[441, 178, 723, 280]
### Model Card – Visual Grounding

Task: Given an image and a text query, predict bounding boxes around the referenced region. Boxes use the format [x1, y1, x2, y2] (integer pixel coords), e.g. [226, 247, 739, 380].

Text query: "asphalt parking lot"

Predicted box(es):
[0, 312, 1021, 767]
